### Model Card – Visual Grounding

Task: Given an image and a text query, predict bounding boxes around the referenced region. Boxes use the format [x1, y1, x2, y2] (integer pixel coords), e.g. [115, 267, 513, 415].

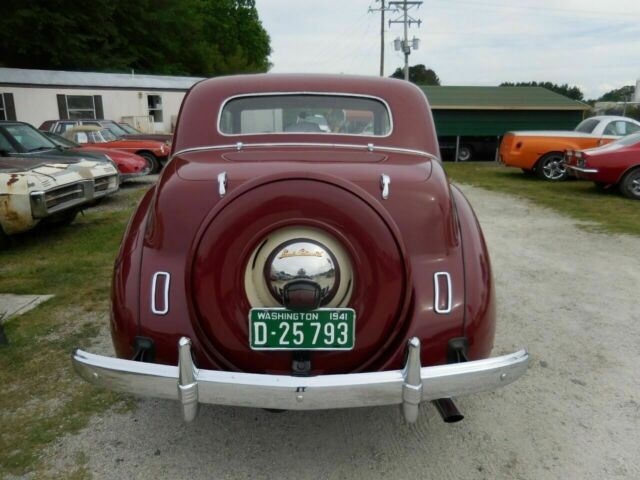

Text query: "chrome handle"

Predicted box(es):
[217, 171, 227, 198]
[380, 174, 390, 200]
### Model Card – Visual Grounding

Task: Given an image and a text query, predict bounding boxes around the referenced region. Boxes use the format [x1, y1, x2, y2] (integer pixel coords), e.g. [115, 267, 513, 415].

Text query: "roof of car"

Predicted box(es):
[174, 73, 438, 154]
[65, 126, 105, 132]
[586, 115, 640, 123]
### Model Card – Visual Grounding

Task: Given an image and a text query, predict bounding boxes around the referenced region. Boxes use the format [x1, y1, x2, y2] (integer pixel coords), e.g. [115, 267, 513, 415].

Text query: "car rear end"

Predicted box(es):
[71, 75, 528, 424]
[499, 132, 534, 168]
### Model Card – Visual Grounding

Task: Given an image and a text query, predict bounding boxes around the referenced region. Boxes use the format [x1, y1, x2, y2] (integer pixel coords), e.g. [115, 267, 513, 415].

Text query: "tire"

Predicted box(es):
[0, 227, 10, 250]
[138, 151, 160, 173]
[619, 168, 640, 200]
[48, 209, 79, 226]
[457, 145, 472, 162]
[536, 152, 568, 181]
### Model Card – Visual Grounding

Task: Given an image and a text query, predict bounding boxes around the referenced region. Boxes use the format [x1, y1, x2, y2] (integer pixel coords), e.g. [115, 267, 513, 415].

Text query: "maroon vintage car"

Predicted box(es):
[565, 132, 640, 199]
[72, 74, 528, 424]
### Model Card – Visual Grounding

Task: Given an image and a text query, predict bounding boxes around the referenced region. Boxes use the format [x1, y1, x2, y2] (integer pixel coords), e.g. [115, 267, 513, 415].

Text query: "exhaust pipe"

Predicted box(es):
[432, 398, 464, 423]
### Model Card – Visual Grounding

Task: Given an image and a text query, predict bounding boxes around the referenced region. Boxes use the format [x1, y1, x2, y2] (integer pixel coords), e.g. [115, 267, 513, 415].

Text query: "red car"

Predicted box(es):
[565, 132, 640, 199]
[72, 74, 528, 424]
[44, 132, 151, 181]
[61, 126, 169, 172]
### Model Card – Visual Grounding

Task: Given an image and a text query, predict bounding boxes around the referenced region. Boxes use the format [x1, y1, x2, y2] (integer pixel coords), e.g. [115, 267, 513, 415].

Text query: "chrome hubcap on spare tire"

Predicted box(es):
[265, 240, 340, 310]
[244, 226, 353, 310]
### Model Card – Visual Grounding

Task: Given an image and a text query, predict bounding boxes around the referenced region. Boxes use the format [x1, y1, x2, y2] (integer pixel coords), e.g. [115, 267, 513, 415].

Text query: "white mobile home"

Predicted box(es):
[0, 68, 204, 133]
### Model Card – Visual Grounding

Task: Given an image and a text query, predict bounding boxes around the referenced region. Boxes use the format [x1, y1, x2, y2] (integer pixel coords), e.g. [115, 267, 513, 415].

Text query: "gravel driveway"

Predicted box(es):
[46, 184, 640, 479]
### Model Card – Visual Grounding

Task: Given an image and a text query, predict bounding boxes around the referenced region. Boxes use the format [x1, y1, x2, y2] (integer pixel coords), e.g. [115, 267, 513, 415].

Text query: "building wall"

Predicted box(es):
[0, 86, 187, 133]
[431, 109, 586, 137]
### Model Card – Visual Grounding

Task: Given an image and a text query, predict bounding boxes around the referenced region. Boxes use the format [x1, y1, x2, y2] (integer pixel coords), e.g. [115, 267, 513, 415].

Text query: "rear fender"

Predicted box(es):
[111, 185, 156, 359]
[450, 185, 495, 360]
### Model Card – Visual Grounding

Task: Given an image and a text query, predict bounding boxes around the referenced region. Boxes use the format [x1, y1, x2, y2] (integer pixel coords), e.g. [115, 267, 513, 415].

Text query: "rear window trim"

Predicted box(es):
[217, 92, 394, 138]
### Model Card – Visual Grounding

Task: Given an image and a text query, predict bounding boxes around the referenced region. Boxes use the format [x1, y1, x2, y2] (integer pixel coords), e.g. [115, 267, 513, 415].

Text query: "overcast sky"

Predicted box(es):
[254, 0, 640, 100]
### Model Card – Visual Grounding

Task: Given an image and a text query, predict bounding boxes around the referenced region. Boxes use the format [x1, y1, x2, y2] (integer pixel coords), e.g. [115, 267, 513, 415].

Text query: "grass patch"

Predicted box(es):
[0, 184, 149, 477]
[445, 162, 640, 236]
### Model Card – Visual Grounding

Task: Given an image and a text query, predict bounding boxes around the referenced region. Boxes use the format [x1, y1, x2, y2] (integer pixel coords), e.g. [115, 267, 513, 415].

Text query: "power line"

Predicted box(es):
[431, 0, 640, 18]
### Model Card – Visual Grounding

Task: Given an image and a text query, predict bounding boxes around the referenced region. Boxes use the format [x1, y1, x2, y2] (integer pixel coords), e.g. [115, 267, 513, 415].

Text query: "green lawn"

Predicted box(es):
[0, 187, 147, 478]
[445, 162, 640, 237]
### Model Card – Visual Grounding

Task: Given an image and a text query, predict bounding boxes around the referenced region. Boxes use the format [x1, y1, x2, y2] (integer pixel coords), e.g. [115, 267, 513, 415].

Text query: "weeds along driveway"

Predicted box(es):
[36, 182, 640, 480]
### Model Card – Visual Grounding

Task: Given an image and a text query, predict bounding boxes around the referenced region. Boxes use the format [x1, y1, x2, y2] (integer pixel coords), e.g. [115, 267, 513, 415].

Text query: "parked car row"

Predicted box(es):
[39, 119, 172, 172]
[0, 119, 155, 249]
[499, 115, 640, 199]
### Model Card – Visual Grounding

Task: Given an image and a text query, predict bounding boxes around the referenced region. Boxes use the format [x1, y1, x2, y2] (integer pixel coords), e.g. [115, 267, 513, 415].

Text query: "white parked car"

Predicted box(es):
[0, 156, 118, 249]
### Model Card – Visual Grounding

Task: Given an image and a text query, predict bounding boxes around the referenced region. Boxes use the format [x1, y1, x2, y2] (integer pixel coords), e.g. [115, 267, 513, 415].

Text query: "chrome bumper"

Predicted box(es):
[72, 337, 529, 423]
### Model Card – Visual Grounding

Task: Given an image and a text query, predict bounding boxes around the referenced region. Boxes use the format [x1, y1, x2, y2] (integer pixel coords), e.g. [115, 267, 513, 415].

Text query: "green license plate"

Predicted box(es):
[249, 308, 355, 350]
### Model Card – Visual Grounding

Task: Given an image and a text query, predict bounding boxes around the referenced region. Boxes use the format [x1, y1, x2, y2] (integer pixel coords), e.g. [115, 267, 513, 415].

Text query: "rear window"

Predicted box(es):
[219, 94, 392, 137]
[574, 119, 599, 134]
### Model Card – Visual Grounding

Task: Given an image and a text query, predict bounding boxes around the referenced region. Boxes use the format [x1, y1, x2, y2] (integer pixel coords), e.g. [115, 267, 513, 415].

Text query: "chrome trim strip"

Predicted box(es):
[434, 272, 452, 314]
[566, 165, 599, 174]
[380, 174, 391, 199]
[216, 91, 394, 138]
[72, 337, 529, 423]
[151, 272, 170, 315]
[172, 142, 437, 160]
[217, 171, 227, 198]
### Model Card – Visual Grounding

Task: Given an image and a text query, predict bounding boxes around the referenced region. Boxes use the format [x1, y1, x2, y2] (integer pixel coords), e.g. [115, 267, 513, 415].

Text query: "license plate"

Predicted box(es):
[249, 308, 355, 350]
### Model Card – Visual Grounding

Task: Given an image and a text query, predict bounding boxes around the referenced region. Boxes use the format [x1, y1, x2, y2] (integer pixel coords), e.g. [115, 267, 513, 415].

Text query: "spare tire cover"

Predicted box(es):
[190, 178, 410, 374]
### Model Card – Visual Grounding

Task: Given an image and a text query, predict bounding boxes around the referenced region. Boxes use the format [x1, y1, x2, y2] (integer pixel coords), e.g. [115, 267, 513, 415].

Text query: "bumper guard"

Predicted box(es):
[72, 337, 528, 423]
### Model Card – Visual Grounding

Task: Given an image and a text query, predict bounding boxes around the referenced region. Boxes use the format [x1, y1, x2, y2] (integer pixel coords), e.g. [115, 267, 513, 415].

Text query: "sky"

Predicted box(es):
[254, 0, 640, 100]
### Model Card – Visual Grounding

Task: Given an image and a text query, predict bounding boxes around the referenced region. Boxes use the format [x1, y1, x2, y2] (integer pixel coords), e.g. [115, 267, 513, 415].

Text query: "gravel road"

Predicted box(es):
[46, 184, 640, 479]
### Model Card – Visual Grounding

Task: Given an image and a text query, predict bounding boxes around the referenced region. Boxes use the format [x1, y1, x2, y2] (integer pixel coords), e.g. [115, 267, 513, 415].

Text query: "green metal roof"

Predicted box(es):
[420, 86, 590, 111]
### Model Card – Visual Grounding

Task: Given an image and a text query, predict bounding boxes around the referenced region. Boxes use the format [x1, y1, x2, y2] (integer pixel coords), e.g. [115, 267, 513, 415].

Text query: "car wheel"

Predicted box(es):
[0, 227, 10, 250]
[49, 209, 79, 226]
[457, 146, 472, 162]
[536, 152, 568, 181]
[138, 152, 160, 173]
[619, 168, 640, 200]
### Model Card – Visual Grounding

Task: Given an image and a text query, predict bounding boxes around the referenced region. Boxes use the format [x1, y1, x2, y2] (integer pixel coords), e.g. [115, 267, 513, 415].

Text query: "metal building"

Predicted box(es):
[421, 86, 591, 160]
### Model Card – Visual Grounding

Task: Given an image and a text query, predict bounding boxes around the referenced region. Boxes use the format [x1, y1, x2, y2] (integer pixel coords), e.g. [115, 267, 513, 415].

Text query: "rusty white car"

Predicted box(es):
[0, 156, 118, 249]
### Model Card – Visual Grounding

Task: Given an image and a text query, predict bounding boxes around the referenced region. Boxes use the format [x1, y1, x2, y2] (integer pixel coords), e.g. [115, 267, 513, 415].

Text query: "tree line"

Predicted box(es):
[0, 0, 271, 76]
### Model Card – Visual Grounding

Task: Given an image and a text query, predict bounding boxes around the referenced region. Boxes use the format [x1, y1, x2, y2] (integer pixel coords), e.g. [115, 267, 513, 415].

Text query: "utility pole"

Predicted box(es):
[369, 1, 395, 76]
[389, 1, 422, 81]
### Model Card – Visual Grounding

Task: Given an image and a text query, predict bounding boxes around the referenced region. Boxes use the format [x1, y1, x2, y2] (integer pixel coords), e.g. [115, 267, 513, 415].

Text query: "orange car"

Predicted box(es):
[499, 116, 640, 181]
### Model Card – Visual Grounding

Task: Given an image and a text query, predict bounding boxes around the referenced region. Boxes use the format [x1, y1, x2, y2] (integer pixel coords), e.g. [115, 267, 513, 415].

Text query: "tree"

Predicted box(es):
[390, 64, 440, 85]
[0, 0, 271, 77]
[597, 85, 636, 102]
[500, 81, 584, 101]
